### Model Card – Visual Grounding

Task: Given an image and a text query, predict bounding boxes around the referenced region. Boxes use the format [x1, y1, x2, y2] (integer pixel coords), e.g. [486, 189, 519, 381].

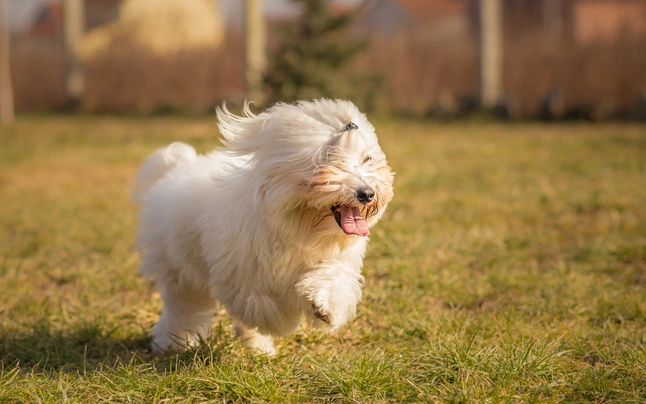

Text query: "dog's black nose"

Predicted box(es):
[356, 187, 375, 204]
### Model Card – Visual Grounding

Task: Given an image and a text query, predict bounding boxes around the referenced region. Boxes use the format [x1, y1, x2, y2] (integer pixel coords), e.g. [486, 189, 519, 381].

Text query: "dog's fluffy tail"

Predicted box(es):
[131, 142, 197, 204]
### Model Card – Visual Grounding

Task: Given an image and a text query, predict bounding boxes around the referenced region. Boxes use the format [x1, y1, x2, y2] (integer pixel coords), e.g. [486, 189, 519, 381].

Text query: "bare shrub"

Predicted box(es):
[9, 23, 646, 118]
[11, 38, 66, 111]
[355, 31, 477, 115]
[82, 31, 244, 113]
[504, 34, 646, 117]
[356, 28, 646, 118]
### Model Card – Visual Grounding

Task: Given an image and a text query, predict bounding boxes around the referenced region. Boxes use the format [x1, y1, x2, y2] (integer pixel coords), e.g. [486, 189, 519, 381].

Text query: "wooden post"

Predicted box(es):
[478, 0, 503, 110]
[0, 0, 14, 124]
[543, 0, 562, 41]
[245, 0, 266, 104]
[64, 0, 84, 103]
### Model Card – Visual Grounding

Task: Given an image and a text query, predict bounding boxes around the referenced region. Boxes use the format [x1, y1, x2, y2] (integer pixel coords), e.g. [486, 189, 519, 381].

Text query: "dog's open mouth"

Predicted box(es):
[331, 205, 370, 237]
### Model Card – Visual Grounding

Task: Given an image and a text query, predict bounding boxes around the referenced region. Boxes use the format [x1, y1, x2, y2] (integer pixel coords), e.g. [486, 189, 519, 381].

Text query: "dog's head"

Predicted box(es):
[305, 118, 394, 237]
[217, 99, 394, 237]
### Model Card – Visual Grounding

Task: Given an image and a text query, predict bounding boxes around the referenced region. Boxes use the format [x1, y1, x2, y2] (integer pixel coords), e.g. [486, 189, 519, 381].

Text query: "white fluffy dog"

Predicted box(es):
[133, 99, 394, 354]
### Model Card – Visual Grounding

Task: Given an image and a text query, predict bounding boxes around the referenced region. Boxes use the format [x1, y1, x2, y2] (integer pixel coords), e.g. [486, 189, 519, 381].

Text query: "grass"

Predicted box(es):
[1, 114, 645, 402]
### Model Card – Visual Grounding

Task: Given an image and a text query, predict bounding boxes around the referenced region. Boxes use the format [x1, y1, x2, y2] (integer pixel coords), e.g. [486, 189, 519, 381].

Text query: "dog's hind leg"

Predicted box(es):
[151, 285, 217, 354]
[232, 320, 276, 356]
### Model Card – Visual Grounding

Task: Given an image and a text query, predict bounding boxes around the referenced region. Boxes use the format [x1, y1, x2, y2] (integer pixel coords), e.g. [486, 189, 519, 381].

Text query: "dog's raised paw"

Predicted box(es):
[311, 302, 331, 324]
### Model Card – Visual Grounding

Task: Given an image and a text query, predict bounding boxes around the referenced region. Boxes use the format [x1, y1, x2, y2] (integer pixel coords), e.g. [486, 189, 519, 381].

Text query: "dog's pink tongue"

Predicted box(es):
[339, 206, 370, 236]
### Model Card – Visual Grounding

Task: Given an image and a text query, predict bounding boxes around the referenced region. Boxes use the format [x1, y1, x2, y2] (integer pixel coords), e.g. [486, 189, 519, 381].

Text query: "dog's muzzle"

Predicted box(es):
[330, 187, 374, 237]
[355, 186, 375, 204]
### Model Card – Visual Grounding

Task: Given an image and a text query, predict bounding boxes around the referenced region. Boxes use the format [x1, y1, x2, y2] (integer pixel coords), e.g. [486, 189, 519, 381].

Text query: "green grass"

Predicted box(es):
[1, 115, 645, 402]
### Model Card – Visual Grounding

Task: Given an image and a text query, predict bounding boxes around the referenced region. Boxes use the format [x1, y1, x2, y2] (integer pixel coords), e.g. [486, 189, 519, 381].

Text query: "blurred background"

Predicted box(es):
[1, 0, 646, 120]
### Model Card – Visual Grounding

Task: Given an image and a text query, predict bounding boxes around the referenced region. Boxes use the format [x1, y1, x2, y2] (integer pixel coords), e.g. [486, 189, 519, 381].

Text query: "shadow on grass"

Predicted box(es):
[0, 321, 235, 373]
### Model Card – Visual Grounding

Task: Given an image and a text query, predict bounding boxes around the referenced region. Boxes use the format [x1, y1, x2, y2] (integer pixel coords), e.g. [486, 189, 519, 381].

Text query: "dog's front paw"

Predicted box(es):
[311, 302, 331, 324]
[303, 285, 353, 331]
[307, 293, 337, 329]
[295, 262, 364, 332]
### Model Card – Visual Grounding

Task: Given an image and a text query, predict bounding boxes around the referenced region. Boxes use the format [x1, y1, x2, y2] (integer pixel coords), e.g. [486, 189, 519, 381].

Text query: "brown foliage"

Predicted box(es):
[9, 28, 646, 118]
[11, 38, 66, 111]
[355, 29, 646, 117]
[81, 32, 243, 113]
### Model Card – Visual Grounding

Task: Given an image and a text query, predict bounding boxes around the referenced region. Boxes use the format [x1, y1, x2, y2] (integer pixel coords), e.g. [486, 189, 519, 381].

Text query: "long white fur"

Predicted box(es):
[133, 99, 394, 354]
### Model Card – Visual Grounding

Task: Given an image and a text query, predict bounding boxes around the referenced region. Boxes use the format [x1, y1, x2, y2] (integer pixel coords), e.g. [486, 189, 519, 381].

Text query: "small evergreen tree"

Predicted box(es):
[264, 0, 374, 106]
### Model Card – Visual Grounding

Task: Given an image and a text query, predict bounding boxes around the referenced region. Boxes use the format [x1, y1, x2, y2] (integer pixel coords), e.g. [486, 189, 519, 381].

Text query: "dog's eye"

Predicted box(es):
[362, 155, 372, 164]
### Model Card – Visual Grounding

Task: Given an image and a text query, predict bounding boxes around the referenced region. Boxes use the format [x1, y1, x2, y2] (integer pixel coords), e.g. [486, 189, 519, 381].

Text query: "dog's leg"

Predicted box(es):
[151, 286, 216, 353]
[232, 320, 276, 356]
[295, 261, 364, 331]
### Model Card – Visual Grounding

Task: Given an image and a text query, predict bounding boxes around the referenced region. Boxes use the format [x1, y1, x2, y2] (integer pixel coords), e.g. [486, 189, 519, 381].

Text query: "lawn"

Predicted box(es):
[1, 114, 645, 402]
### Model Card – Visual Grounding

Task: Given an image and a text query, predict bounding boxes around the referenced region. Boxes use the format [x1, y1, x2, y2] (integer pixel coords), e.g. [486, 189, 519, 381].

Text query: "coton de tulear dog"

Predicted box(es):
[133, 99, 394, 355]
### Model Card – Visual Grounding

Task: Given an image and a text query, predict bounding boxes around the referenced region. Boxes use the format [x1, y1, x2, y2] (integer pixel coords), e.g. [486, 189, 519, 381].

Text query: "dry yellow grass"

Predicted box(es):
[0, 115, 645, 402]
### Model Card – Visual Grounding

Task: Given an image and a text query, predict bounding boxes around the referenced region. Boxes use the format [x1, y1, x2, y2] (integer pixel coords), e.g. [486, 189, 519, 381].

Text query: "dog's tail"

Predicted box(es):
[131, 142, 197, 204]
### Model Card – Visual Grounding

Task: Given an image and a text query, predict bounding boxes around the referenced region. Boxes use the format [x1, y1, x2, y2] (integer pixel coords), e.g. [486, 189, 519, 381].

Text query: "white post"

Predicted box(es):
[478, 0, 503, 110]
[0, 0, 14, 124]
[64, 0, 84, 102]
[543, 0, 562, 41]
[245, 0, 266, 104]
